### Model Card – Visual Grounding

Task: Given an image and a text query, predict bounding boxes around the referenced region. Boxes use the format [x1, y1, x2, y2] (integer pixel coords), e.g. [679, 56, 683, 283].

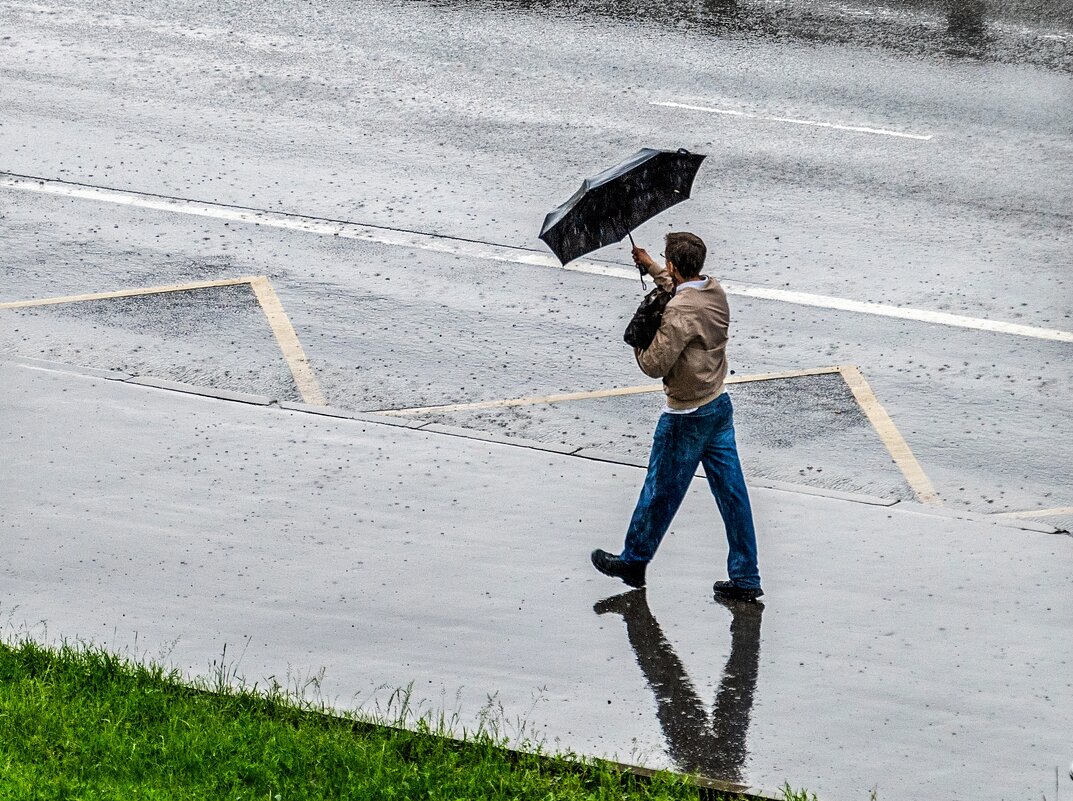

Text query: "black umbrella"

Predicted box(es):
[538, 147, 706, 267]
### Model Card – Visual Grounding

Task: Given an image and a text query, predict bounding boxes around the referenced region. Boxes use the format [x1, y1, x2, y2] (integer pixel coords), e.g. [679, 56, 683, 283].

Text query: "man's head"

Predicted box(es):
[664, 232, 707, 280]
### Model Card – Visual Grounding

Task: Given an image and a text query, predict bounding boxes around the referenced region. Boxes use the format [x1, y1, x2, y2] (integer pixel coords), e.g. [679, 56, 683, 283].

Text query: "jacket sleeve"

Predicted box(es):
[647, 263, 675, 293]
[634, 305, 689, 378]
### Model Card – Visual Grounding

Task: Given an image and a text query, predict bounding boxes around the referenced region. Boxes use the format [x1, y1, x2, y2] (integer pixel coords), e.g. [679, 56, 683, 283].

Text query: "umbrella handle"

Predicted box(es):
[625, 229, 647, 289]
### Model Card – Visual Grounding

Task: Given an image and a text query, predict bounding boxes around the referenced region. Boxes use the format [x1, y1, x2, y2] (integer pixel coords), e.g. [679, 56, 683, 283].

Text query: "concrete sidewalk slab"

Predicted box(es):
[2, 359, 1071, 800]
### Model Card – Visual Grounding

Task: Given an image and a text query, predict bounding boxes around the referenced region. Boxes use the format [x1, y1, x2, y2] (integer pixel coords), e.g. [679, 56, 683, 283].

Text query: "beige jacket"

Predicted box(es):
[634, 265, 730, 410]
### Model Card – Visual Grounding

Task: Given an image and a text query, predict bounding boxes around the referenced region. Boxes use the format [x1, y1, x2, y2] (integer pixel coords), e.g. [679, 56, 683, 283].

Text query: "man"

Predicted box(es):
[591, 232, 763, 601]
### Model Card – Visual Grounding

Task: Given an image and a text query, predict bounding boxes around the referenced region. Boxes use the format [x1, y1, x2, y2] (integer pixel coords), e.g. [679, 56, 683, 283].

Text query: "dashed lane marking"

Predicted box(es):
[0, 275, 327, 407]
[3, 172, 1071, 344]
[651, 100, 934, 140]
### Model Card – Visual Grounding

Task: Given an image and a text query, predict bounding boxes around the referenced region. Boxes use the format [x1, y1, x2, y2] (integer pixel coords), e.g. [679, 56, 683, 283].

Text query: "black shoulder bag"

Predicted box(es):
[624, 286, 675, 349]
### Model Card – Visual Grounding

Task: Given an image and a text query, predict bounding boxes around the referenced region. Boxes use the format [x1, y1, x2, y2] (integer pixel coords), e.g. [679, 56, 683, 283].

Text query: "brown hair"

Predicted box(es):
[664, 232, 706, 279]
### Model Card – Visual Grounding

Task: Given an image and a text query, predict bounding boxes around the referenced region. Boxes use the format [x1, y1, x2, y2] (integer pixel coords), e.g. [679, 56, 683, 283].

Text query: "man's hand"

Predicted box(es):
[632, 246, 657, 273]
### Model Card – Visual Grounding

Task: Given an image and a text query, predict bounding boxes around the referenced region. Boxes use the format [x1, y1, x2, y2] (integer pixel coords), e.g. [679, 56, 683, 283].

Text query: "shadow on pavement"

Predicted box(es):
[594, 589, 763, 786]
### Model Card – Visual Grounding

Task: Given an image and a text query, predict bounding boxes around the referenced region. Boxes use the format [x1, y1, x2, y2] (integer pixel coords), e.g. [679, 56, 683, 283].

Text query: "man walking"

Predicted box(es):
[591, 232, 763, 601]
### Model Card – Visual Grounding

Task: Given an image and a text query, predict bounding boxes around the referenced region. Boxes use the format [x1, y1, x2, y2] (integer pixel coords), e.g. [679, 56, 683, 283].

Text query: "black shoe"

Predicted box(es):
[713, 580, 764, 602]
[591, 549, 646, 588]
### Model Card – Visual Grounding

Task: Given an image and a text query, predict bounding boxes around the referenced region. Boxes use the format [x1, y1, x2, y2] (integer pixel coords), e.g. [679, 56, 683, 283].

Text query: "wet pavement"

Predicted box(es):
[406, 372, 920, 501]
[2, 1, 1073, 796]
[3, 0, 1071, 322]
[2, 190, 1071, 520]
[442, 0, 1073, 71]
[3, 0, 1071, 525]
[3, 358, 1072, 800]
[3, 284, 301, 400]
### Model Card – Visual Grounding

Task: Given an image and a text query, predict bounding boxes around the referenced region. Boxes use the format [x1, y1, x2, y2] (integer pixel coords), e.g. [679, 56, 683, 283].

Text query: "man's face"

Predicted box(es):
[660, 250, 672, 272]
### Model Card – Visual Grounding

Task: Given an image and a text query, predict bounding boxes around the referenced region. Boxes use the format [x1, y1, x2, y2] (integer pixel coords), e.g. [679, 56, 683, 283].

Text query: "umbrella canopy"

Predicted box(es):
[539, 148, 706, 265]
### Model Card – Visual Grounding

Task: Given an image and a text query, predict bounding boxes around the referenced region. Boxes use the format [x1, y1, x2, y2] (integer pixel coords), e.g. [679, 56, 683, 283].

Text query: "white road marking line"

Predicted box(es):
[720, 283, 1073, 343]
[5, 173, 1070, 344]
[651, 101, 934, 140]
[0, 172, 571, 265]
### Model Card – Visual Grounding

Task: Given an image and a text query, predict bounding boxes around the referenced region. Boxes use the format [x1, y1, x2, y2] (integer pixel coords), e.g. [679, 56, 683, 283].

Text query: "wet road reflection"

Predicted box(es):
[425, 0, 1071, 71]
[594, 589, 763, 786]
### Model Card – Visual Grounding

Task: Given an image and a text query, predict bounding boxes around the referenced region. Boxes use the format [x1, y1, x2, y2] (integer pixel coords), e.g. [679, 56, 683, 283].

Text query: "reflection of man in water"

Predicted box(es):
[594, 589, 763, 787]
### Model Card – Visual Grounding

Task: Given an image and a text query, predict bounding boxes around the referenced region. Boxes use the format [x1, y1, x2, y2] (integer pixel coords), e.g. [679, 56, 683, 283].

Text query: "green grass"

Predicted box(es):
[0, 638, 798, 801]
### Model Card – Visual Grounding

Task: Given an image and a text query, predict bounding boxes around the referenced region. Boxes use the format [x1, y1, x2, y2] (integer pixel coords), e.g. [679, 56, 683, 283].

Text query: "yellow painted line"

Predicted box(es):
[377, 366, 844, 416]
[837, 364, 941, 506]
[248, 277, 327, 407]
[379, 364, 940, 507]
[377, 383, 664, 416]
[1, 275, 327, 407]
[727, 365, 843, 383]
[0, 277, 258, 309]
[991, 506, 1073, 519]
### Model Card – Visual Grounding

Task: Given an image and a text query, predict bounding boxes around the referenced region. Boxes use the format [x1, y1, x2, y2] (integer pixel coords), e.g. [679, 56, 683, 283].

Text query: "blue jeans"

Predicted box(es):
[621, 393, 761, 589]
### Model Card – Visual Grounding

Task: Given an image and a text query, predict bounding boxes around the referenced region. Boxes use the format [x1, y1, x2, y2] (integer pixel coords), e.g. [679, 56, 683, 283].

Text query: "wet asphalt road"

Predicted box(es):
[2, 0, 1072, 522]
